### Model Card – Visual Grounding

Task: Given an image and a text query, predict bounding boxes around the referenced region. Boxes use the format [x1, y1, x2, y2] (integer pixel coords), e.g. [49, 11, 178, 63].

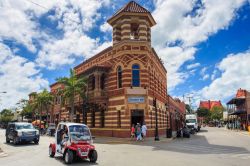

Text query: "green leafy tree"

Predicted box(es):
[17, 99, 28, 121]
[22, 102, 35, 120]
[0, 109, 14, 124]
[186, 104, 193, 113]
[56, 68, 87, 122]
[33, 89, 53, 129]
[197, 107, 210, 118]
[210, 106, 224, 121]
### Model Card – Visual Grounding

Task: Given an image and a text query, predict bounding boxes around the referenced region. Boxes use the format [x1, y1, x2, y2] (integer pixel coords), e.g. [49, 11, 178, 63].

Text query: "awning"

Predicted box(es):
[229, 110, 247, 115]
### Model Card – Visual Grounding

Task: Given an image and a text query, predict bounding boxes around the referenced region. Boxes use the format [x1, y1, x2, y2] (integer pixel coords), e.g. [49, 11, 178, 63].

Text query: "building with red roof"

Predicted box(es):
[199, 100, 223, 111]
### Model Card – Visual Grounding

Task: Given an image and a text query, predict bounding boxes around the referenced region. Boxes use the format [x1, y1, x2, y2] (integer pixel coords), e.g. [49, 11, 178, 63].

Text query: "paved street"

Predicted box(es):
[0, 127, 250, 166]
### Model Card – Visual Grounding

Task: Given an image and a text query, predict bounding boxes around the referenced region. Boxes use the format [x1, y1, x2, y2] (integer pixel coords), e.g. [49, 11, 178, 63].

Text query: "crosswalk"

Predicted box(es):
[165, 140, 250, 160]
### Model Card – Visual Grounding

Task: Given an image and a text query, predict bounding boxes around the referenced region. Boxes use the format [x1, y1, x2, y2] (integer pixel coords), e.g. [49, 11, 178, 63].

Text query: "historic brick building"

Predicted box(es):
[48, 1, 185, 137]
[227, 88, 250, 131]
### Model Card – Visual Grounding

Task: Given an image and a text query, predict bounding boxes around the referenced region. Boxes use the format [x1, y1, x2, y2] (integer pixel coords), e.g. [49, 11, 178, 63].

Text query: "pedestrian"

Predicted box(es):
[130, 124, 135, 140]
[136, 123, 142, 141]
[141, 122, 147, 141]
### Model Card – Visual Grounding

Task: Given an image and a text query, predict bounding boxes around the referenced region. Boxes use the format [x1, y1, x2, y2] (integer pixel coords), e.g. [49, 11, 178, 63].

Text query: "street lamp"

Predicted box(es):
[154, 98, 160, 141]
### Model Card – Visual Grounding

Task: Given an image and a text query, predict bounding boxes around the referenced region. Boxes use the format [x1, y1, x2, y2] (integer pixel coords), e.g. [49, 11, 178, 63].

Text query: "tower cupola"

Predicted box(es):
[107, 1, 156, 45]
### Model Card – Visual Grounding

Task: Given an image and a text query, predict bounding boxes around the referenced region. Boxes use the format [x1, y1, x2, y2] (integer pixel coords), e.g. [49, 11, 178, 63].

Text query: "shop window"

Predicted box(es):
[100, 74, 105, 90]
[118, 110, 121, 128]
[117, 66, 122, 88]
[132, 64, 140, 87]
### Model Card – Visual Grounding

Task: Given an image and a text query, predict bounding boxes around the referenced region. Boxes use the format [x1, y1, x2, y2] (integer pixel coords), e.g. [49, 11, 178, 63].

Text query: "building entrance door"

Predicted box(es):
[131, 109, 144, 126]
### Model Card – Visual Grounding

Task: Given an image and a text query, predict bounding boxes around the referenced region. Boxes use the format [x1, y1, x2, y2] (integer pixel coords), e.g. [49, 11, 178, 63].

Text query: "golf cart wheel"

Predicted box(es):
[64, 150, 73, 164]
[49, 146, 55, 157]
[89, 150, 98, 163]
[6, 137, 10, 143]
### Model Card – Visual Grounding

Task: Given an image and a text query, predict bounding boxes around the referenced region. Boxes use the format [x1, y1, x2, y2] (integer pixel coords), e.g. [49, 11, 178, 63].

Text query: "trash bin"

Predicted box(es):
[166, 129, 172, 138]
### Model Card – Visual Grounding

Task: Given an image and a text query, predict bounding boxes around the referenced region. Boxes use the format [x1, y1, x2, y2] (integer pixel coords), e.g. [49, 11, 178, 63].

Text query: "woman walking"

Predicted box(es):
[141, 122, 147, 141]
[130, 124, 135, 140]
[136, 123, 142, 141]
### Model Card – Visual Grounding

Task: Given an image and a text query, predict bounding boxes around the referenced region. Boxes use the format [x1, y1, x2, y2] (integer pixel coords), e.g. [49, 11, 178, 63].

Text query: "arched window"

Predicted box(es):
[117, 66, 122, 88]
[132, 64, 140, 87]
[100, 74, 105, 90]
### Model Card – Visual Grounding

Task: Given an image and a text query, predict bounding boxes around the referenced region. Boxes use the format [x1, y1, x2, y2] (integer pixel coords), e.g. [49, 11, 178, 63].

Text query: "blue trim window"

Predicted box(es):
[132, 64, 140, 87]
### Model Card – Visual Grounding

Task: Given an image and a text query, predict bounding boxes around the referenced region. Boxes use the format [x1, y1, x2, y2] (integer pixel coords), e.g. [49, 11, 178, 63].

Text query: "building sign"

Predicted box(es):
[128, 96, 145, 103]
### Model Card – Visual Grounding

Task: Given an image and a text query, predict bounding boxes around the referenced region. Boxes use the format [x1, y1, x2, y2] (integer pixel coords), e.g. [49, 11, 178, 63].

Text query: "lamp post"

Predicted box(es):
[154, 97, 160, 141]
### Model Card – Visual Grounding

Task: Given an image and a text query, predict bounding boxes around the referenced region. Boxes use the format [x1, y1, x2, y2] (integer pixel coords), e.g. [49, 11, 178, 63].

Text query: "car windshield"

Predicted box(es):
[186, 119, 197, 123]
[69, 125, 91, 141]
[15, 124, 34, 130]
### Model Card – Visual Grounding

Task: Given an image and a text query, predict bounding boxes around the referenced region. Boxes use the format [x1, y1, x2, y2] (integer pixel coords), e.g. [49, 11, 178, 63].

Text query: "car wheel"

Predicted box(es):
[89, 150, 98, 163]
[6, 137, 10, 143]
[49, 146, 55, 157]
[34, 140, 39, 144]
[65, 150, 73, 164]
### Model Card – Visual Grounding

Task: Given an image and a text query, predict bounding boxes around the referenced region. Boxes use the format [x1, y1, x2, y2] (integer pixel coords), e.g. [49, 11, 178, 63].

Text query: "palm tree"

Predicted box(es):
[56, 68, 87, 122]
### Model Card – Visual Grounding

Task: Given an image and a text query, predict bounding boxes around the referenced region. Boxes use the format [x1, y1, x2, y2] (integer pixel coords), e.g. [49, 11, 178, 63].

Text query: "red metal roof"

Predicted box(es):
[236, 88, 247, 98]
[113, 1, 150, 17]
[107, 1, 156, 26]
[199, 100, 222, 110]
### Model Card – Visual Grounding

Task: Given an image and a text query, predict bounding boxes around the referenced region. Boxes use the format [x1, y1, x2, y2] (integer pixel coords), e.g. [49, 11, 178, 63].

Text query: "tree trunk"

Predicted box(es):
[39, 105, 42, 134]
[46, 105, 49, 126]
[70, 99, 74, 122]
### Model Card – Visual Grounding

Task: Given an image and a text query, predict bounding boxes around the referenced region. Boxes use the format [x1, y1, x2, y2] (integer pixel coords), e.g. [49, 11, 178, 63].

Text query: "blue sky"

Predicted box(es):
[0, 0, 250, 110]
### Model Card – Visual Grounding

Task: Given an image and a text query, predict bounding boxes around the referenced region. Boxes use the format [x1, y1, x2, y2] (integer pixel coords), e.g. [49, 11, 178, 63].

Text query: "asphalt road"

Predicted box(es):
[0, 127, 250, 166]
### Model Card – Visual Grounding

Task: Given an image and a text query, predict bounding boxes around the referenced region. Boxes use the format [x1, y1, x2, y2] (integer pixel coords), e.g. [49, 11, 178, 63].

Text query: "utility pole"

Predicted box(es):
[186, 96, 193, 113]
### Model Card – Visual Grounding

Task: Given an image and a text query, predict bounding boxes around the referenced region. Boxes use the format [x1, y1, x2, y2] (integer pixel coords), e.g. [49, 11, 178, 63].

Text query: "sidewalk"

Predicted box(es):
[0, 147, 8, 158]
[224, 127, 250, 137]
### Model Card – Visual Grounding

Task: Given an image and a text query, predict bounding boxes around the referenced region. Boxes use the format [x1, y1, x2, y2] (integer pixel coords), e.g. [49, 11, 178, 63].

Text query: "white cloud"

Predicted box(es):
[157, 46, 196, 89]
[100, 22, 112, 32]
[0, 43, 49, 110]
[200, 67, 208, 76]
[187, 62, 200, 69]
[202, 74, 209, 80]
[211, 69, 218, 80]
[152, 0, 247, 90]
[199, 50, 250, 102]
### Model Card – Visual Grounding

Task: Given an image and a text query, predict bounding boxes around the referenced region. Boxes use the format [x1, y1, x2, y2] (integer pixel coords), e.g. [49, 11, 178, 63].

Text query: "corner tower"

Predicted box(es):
[107, 1, 156, 45]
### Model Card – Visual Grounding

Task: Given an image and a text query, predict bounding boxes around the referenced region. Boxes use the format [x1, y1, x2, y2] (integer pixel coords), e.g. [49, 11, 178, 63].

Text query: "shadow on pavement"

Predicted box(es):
[4, 142, 39, 147]
[94, 131, 250, 155]
[53, 156, 98, 166]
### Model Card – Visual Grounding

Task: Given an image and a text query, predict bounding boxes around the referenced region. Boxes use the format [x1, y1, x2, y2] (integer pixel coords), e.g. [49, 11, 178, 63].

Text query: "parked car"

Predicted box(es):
[46, 123, 56, 136]
[49, 122, 97, 164]
[5, 122, 40, 145]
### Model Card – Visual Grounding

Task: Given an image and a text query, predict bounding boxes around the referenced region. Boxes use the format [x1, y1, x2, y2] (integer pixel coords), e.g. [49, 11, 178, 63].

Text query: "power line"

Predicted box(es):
[25, 0, 81, 24]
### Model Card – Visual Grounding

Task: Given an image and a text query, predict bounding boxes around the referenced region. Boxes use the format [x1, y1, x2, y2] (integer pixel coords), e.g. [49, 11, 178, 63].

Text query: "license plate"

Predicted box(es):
[81, 152, 88, 156]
